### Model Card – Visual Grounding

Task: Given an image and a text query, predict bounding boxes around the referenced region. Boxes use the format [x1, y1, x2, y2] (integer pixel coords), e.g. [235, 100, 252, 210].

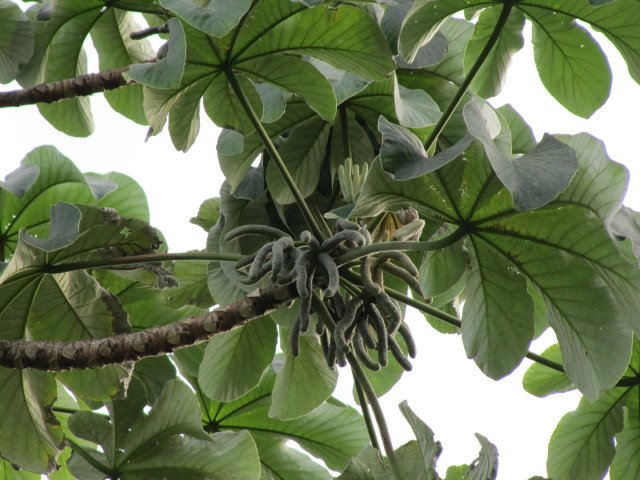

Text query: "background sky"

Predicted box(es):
[1, 21, 638, 480]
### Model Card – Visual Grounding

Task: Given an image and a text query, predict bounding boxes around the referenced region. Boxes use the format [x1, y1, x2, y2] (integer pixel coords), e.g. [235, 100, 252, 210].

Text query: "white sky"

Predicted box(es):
[1, 22, 638, 480]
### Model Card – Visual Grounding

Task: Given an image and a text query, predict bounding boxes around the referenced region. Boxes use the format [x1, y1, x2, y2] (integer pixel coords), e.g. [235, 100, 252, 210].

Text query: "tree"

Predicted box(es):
[0, 0, 639, 478]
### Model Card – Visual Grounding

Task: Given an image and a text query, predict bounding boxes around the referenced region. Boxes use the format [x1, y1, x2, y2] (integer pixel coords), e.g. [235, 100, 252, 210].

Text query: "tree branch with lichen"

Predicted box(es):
[0, 66, 133, 108]
[0, 284, 296, 371]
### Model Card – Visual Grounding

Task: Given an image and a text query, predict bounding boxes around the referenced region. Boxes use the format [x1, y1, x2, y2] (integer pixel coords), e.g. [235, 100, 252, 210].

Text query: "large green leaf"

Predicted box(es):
[191, 367, 368, 471]
[463, 100, 578, 211]
[547, 388, 628, 480]
[0, 202, 162, 342]
[126, 17, 187, 89]
[378, 116, 472, 181]
[219, 102, 316, 190]
[610, 390, 640, 479]
[67, 380, 258, 478]
[353, 130, 635, 399]
[518, 0, 640, 85]
[399, 402, 441, 479]
[269, 334, 338, 420]
[467, 434, 499, 480]
[524, 5, 611, 118]
[0, 164, 39, 198]
[17, 0, 105, 136]
[146, 0, 393, 150]
[252, 433, 332, 480]
[160, 0, 252, 37]
[398, 0, 492, 62]
[0, 146, 96, 257]
[611, 206, 640, 258]
[522, 344, 574, 397]
[0, 0, 34, 84]
[266, 116, 331, 205]
[236, 55, 337, 121]
[496, 104, 536, 154]
[464, 6, 525, 98]
[199, 317, 277, 401]
[463, 238, 534, 379]
[0, 368, 64, 473]
[91, 9, 154, 124]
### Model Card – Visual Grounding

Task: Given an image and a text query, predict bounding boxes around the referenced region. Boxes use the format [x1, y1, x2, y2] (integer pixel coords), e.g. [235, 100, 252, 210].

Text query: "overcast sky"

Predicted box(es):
[1, 22, 638, 479]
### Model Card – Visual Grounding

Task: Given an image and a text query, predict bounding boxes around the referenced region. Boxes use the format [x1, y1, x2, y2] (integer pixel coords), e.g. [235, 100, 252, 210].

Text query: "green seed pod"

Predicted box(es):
[300, 230, 320, 249]
[353, 331, 380, 371]
[397, 322, 417, 358]
[390, 218, 425, 241]
[335, 298, 362, 353]
[316, 318, 325, 336]
[270, 241, 285, 283]
[357, 314, 377, 349]
[388, 335, 412, 371]
[276, 246, 299, 284]
[321, 229, 367, 252]
[361, 256, 382, 295]
[325, 332, 338, 369]
[383, 262, 422, 293]
[318, 252, 340, 297]
[298, 293, 312, 333]
[225, 224, 290, 242]
[270, 236, 295, 283]
[290, 318, 301, 357]
[241, 260, 272, 284]
[336, 218, 360, 231]
[320, 327, 330, 355]
[331, 294, 346, 318]
[336, 350, 347, 368]
[248, 241, 277, 279]
[375, 251, 419, 277]
[366, 304, 388, 366]
[375, 292, 402, 332]
[295, 252, 314, 298]
[359, 225, 372, 245]
[372, 260, 385, 287]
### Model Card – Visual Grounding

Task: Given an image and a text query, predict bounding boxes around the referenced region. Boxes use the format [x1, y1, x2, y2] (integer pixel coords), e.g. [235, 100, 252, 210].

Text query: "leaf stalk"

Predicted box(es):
[423, 0, 516, 151]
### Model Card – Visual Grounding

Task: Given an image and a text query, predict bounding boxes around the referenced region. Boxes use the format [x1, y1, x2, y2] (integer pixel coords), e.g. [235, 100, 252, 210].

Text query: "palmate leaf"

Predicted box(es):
[0, 368, 64, 474]
[126, 17, 187, 90]
[0, 201, 161, 408]
[0, 0, 34, 84]
[160, 0, 252, 37]
[221, 67, 440, 196]
[610, 388, 640, 479]
[199, 317, 277, 402]
[270, 334, 338, 420]
[463, 100, 578, 211]
[400, 0, 640, 117]
[172, 354, 368, 472]
[522, 344, 574, 397]
[352, 127, 638, 399]
[67, 380, 260, 479]
[523, 4, 611, 118]
[547, 388, 628, 480]
[266, 116, 331, 205]
[252, 432, 332, 480]
[399, 402, 441, 479]
[18, 0, 155, 136]
[145, 0, 394, 151]
[90, 9, 155, 124]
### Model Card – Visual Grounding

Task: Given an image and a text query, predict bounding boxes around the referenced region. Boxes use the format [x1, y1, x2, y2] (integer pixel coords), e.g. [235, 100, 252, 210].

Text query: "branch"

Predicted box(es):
[0, 284, 296, 371]
[0, 66, 133, 108]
